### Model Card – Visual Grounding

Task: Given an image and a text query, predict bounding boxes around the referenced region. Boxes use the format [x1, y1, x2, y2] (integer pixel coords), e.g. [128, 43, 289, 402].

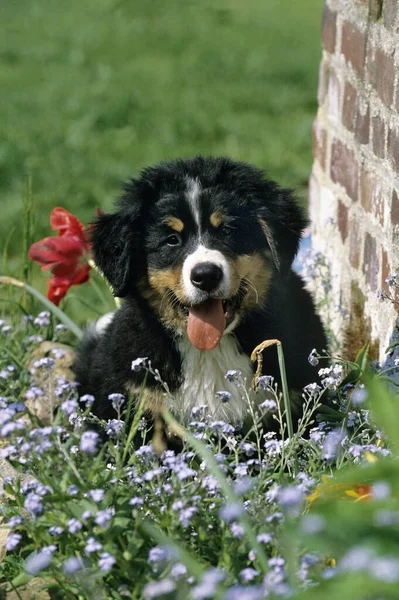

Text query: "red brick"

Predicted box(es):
[349, 219, 362, 269]
[368, 47, 395, 107]
[341, 21, 366, 77]
[372, 115, 386, 159]
[322, 5, 337, 54]
[360, 169, 384, 227]
[363, 233, 379, 291]
[330, 138, 359, 201]
[342, 81, 357, 131]
[338, 200, 349, 242]
[383, 0, 398, 29]
[387, 127, 399, 172]
[312, 119, 327, 169]
[355, 101, 370, 145]
[392, 189, 399, 227]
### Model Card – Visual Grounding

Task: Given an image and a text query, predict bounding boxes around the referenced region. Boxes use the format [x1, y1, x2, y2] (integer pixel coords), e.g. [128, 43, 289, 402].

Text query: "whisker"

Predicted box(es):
[242, 277, 259, 304]
[159, 289, 175, 313]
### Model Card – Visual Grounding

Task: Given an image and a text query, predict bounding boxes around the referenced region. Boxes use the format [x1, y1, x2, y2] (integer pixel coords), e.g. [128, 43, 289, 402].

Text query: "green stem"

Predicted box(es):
[277, 342, 294, 439]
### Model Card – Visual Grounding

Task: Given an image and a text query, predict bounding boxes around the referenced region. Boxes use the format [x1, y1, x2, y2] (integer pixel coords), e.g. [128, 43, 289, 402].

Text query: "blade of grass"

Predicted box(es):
[2, 225, 17, 276]
[277, 342, 294, 439]
[0, 276, 83, 339]
[22, 174, 35, 285]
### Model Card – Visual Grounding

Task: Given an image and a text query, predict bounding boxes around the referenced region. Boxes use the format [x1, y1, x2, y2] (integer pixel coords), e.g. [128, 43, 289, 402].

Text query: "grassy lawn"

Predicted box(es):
[1, 0, 323, 271]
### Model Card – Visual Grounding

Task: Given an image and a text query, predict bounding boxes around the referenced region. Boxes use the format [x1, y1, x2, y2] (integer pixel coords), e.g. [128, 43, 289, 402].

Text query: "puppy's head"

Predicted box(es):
[92, 156, 307, 350]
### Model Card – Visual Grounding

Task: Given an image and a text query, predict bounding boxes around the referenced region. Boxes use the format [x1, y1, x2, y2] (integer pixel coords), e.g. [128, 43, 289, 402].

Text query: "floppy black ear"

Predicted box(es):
[90, 206, 143, 297]
[258, 187, 308, 272]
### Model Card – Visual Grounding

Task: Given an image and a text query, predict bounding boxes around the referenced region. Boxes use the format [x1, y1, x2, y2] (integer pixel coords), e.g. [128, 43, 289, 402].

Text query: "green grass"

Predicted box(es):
[1, 0, 323, 268]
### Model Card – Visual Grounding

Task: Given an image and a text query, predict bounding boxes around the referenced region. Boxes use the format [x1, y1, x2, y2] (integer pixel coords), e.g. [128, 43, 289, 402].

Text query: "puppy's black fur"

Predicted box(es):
[73, 156, 327, 427]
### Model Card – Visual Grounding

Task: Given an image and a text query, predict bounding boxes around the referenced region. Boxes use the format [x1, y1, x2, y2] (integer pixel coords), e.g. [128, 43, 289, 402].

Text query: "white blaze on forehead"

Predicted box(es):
[185, 177, 201, 228]
[182, 244, 231, 301]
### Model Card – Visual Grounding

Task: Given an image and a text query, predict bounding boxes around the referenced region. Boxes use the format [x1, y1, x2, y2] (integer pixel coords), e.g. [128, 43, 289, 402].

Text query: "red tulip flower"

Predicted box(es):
[29, 207, 92, 306]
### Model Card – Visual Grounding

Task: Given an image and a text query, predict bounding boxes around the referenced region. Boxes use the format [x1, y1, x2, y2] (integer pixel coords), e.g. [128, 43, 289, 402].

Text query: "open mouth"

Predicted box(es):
[171, 285, 246, 351]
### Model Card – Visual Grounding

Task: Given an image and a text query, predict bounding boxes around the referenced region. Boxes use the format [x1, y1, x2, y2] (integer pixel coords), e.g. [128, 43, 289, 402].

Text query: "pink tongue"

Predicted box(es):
[187, 299, 226, 351]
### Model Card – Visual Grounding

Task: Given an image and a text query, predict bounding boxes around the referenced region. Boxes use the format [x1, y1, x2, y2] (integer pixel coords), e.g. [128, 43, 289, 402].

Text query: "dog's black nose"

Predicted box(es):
[190, 262, 223, 292]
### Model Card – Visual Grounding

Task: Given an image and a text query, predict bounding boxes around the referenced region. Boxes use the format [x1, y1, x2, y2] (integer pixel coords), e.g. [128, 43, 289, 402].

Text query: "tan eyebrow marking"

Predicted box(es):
[210, 210, 224, 228]
[164, 216, 184, 232]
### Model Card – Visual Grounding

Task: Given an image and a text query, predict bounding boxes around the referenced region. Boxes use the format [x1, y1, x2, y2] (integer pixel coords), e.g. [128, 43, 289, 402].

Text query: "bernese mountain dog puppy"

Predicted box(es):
[73, 156, 327, 428]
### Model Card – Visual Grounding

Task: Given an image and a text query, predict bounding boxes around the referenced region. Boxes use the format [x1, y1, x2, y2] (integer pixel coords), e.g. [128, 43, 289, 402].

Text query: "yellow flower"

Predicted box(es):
[308, 476, 372, 506]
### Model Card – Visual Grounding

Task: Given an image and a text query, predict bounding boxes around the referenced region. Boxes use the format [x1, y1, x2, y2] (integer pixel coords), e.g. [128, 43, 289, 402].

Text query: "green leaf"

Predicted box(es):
[316, 405, 346, 421]
[7, 572, 32, 590]
[338, 368, 362, 389]
[385, 340, 399, 353]
[354, 344, 369, 371]
[111, 517, 131, 536]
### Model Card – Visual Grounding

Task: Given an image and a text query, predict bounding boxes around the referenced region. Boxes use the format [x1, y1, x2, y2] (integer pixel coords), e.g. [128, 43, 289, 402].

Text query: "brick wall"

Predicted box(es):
[310, 0, 399, 363]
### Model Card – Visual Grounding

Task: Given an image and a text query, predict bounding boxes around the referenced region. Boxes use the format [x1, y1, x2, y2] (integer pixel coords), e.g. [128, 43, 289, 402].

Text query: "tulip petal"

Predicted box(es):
[50, 207, 87, 240]
[28, 236, 86, 271]
[47, 277, 70, 306]
[29, 207, 92, 305]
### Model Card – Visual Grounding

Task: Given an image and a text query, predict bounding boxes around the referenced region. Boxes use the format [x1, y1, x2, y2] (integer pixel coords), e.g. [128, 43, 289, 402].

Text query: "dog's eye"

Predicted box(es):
[165, 234, 181, 247]
[220, 225, 234, 236]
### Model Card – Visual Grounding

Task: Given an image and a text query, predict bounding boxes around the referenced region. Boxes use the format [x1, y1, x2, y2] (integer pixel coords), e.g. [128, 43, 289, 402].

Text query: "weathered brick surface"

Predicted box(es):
[381, 249, 390, 295]
[311, 0, 399, 364]
[363, 233, 379, 291]
[355, 101, 370, 145]
[368, 47, 395, 108]
[317, 60, 329, 106]
[312, 120, 327, 169]
[392, 189, 399, 228]
[387, 126, 399, 173]
[322, 5, 337, 54]
[372, 115, 386, 159]
[327, 70, 341, 120]
[342, 81, 357, 131]
[349, 218, 362, 269]
[330, 139, 358, 201]
[360, 169, 384, 227]
[338, 200, 348, 242]
[383, 0, 398, 29]
[341, 21, 365, 77]
[360, 169, 373, 213]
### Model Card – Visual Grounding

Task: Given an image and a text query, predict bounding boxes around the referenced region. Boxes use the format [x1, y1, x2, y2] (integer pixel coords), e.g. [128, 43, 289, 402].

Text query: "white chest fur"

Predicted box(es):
[170, 334, 255, 424]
